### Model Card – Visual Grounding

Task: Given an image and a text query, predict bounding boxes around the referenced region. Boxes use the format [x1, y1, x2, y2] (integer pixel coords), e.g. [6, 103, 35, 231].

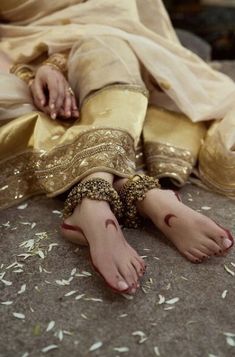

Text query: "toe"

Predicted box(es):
[131, 257, 144, 277]
[118, 265, 138, 293]
[201, 238, 222, 256]
[184, 251, 202, 264]
[190, 248, 209, 261]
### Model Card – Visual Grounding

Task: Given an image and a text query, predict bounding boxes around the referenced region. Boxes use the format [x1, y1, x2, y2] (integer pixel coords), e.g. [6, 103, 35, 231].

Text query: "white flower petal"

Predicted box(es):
[226, 337, 235, 347]
[166, 297, 179, 305]
[154, 346, 160, 356]
[113, 347, 129, 353]
[41, 345, 58, 353]
[13, 312, 25, 319]
[89, 341, 103, 352]
[46, 321, 55, 332]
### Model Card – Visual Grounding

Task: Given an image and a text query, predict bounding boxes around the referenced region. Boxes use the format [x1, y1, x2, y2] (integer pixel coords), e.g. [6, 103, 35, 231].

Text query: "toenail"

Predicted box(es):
[137, 283, 140, 288]
[223, 238, 232, 249]
[131, 288, 136, 294]
[118, 281, 129, 291]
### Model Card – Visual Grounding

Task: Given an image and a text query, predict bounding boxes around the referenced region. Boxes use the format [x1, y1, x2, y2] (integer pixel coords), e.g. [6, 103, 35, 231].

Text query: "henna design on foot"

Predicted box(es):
[164, 214, 177, 227]
[105, 219, 118, 231]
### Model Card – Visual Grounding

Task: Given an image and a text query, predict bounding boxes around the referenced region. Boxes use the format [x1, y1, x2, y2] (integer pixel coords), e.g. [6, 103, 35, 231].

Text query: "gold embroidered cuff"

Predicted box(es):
[144, 142, 195, 186]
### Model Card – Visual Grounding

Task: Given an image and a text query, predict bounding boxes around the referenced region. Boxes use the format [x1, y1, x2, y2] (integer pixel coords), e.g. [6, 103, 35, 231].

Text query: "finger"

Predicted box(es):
[33, 79, 46, 107]
[54, 79, 66, 117]
[64, 90, 72, 117]
[47, 78, 59, 117]
[71, 95, 79, 118]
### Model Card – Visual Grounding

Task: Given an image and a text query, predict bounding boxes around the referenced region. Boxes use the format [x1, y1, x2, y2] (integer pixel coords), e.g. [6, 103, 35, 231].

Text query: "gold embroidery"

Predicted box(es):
[144, 142, 195, 185]
[0, 128, 135, 210]
[199, 134, 235, 198]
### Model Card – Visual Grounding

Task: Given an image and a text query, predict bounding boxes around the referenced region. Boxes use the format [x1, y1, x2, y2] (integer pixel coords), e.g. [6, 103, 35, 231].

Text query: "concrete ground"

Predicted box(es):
[0, 185, 235, 357]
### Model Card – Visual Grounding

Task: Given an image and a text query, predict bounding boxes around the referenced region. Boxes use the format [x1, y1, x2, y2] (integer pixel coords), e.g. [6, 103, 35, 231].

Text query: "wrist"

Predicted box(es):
[42, 53, 68, 75]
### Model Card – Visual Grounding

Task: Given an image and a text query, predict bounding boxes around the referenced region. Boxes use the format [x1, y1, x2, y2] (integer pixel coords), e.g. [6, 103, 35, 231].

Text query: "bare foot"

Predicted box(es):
[136, 189, 234, 263]
[61, 198, 146, 293]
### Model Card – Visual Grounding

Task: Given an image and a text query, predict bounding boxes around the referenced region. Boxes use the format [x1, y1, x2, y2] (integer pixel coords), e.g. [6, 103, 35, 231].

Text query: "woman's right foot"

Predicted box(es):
[61, 198, 146, 294]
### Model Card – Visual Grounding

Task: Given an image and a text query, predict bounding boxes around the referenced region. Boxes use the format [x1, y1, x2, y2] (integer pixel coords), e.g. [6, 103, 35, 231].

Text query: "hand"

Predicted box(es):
[30, 65, 79, 120]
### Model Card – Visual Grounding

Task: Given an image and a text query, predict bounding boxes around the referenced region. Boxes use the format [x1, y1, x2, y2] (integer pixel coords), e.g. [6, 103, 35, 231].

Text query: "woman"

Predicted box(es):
[0, 0, 234, 295]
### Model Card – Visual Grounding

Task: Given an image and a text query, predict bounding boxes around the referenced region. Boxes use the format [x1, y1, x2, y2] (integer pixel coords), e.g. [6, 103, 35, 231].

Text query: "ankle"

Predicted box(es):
[81, 172, 114, 185]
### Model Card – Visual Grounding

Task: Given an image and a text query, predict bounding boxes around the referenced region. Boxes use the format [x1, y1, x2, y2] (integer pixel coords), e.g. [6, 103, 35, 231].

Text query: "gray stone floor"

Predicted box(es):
[0, 185, 235, 357]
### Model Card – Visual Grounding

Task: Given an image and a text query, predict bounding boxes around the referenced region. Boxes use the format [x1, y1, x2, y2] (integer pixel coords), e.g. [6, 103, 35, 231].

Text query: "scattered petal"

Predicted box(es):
[113, 347, 129, 353]
[18, 284, 26, 294]
[63, 330, 73, 336]
[75, 294, 85, 300]
[58, 330, 63, 341]
[132, 331, 148, 343]
[1, 301, 13, 305]
[17, 203, 28, 210]
[52, 210, 62, 216]
[226, 337, 235, 347]
[81, 313, 88, 319]
[166, 297, 179, 305]
[85, 298, 103, 302]
[48, 243, 59, 252]
[41, 345, 58, 353]
[224, 265, 235, 276]
[222, 290, 228, 299]
[89, 341, 103, 352]
[37, 250, 45, 259]
[154, 346, 160, 356]
[13, 312, 25, 319]
[70, 268, 77, 276]
[81, 271, 92, 277]
[158, 295, 165, 305]
[201, 206, 211, 211]
[64, 290, 78, 297]
[1, 279, 12, 286]
[6, 262, 18, 270]
[119, 314, 128, 318]
[46, 321, 55, 332]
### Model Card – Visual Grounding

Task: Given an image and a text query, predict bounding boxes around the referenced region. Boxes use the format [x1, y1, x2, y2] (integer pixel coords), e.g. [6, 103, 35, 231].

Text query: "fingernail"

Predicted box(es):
[223, 238, 232, 248]
[50, 104, 55, 110]
[51, 113, 56, 120]
[118, 281, 129, 291]
[40, 100, 44, 106]
[67, 111, 71, 117]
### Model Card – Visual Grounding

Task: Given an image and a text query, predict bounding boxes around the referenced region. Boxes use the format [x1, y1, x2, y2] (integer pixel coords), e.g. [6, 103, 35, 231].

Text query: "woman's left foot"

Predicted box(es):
[136, 189, 234, 263]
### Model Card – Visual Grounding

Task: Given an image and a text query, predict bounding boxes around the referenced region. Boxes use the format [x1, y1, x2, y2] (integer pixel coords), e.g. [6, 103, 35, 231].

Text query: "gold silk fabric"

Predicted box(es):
[0, 0, 235, 209]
